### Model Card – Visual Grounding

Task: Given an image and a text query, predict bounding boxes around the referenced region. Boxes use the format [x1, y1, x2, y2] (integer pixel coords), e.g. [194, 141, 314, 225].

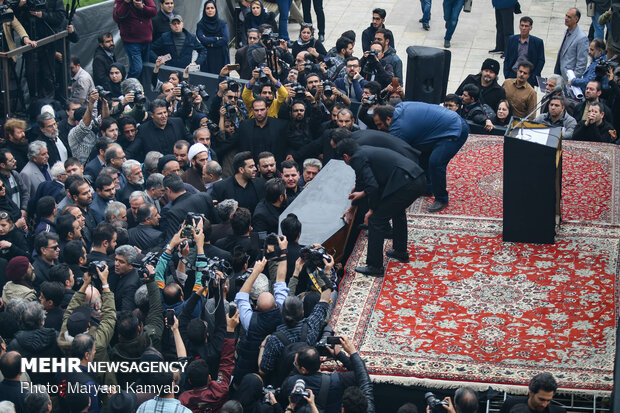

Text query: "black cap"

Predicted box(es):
[66, 306, 90, 337]
[109, 391, 138, 413]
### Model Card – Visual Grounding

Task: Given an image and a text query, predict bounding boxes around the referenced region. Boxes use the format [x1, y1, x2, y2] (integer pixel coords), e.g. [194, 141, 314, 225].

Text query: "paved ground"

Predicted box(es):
[279, 0, 590, 95]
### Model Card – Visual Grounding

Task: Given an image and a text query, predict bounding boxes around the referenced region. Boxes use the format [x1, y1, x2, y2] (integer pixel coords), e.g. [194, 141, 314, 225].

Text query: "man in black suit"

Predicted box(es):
[127, 99, 191, 162]
[214, 207, 257, 260]
[211, 151, 266, 214]
[229, 98, 289, 163]
[333, 128, 421, 164]
[280, 213, 304, 284]
[92, 32, 116, 89]
[236, 29, 260, 80]
[152, 0, 176, 42]
[128, 203, 164, 251]
[202, 218, 231, 262]
[503, 16, 545, 88]
[161, 174, 218, 241]
[253, 178, 286, 234]
[337, 139, 426, 277]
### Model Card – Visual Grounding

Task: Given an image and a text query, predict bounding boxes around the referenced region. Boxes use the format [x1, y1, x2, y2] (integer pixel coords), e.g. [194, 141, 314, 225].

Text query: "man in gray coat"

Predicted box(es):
[554, 8, 589, 81]
[19, 141, 51, 198]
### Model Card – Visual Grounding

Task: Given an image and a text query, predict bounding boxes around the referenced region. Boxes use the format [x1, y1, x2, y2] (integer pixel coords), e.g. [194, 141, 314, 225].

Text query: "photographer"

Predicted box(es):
[233, 236, 288, 382]
[57, 264, 117, 384]
[569, 38, 608, 94]
[67, 91, 103, 164]
[243, 66, 289, 119]
[359, 41, 393, 88]
[209, 65, 249, 125]
[247, 26, 294, 76]
[357, 81, 382, 130]
[109, 262, 164, 386]
[285, 100, 324, 154]
[280, 336, 375, 413]
[108, 78, 148, 123]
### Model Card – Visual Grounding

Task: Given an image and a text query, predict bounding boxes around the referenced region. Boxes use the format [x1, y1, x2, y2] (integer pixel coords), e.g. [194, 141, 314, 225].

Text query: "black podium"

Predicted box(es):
[503, 120, 562, 244]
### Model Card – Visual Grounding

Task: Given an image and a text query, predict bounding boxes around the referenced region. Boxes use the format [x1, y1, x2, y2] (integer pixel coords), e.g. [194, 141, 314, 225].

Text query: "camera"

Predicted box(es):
[425, 392, 449, 413]
[303, 61, 322, 74]
[595, 56, 618, 80]
[315, 325, 336, 356]
[290, 82, 307, 99]
[299, 245, 331, 269]
[95, 85, 111, 100]
[224, 102, 237, 120]
[290, 379, 310, 404]
[198, 256, 233, 286]
[322, 80, 333, 98]
[181, 212, 205, 239]
[135, 251, 160, 282]
[205, 118, 219, 133]
[262, 385, 280, 404]
[367, 49, 379, 58]
[227, 79, 240, 92]
[129, 89, 146, 105]
[261, 28, 280, 48]
[0, 5, 15, 24]
[87, 261, 106, 289]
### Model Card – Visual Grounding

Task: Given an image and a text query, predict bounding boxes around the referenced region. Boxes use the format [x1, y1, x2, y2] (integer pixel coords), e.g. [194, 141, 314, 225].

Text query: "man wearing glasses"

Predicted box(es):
[33, 232, 60, 290]
[334, 57, 367, 101]
[361, 8, 395, 52]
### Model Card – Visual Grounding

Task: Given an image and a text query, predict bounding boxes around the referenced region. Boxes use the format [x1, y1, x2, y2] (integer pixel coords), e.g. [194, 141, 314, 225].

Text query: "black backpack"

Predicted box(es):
[273, 322, 309, 385]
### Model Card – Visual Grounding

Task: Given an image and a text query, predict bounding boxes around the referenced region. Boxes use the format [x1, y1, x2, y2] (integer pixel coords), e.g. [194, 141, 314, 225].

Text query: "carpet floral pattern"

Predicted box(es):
[409, 136, 620, 225]
[332, 216, 618, 393]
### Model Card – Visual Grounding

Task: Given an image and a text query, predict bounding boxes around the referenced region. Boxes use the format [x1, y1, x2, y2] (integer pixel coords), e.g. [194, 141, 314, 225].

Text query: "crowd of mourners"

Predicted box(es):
[0, 0, 609, 411]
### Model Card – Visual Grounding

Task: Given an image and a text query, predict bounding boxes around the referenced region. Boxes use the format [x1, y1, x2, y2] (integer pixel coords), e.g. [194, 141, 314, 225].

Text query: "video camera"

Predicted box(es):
[595, 55, 618, 80]
[135, 251, 160, 282]
[299, 245, 331, 269]
[425, 392, 449, 413]
[261, 28, 280, 49]
[197, 256, 233, 286]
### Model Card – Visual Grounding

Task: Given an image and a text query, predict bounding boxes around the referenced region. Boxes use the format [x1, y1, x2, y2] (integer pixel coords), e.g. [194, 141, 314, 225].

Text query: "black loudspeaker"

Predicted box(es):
[609, 3, 620, 52]
[404, 46, 451, 104]
[503, 122, 562, 244]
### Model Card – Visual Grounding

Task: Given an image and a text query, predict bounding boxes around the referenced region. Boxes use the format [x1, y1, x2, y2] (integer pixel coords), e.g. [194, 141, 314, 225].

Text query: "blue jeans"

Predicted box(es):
[124, 42, 151, 80]
[592, 12, 609, 40]
[443, 0, 464, 40]
[417, 119, 469, 202]
[277, 0, 293, 40]
[420, 0, 432, 24]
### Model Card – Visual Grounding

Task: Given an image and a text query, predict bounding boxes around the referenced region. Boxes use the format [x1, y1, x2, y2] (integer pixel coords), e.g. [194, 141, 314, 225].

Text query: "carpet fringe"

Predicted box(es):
[368, 375, 613, 397]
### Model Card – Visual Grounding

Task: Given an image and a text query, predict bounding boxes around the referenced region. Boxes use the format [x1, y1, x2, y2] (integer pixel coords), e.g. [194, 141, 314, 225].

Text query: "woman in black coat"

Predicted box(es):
[291, 23, 327, 62]
[0, 210, 29, 262]
[197, 0, 230, 74]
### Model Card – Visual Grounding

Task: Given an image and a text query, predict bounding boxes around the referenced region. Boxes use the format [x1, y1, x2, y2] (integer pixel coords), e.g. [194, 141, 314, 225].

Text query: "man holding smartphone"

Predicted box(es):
[113, 0, 158, 79]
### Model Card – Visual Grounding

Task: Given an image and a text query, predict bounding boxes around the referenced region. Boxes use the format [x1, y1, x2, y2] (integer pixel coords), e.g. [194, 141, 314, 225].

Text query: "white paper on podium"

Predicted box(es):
[566, 70, 584, 99]
[517, 128, 550, 145]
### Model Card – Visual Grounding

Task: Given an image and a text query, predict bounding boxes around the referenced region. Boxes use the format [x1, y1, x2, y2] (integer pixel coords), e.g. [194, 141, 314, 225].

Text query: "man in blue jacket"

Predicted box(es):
[150, 15, 207, 69]
[384, 102, 469, 212]
[504, 16, 545, 87]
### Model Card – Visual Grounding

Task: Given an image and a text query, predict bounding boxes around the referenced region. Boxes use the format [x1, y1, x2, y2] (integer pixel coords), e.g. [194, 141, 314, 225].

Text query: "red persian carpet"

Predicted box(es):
[409, 135, 620, 225]
[332, 216, 618, 394]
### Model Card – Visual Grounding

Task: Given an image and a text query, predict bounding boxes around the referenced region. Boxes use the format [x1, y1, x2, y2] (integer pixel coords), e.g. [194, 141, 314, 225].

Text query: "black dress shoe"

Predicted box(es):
[355, 265, 385, 277]
[428, 200, 449, 212]
[386, 249, 409, 263]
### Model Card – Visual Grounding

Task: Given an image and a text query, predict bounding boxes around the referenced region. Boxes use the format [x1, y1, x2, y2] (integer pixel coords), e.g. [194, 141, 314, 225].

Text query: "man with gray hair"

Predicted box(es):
[105, 201, 127, 223]
[35, 112, 70, 166]
[144, 151, 164, 178]
[113, 245, 140, 311]
[26, 161, 67, 216]
[104, 144, 128, 192]
[128, 202, 164, 250]
[127, 190, 149, 229]
[19, 140, 51, 197]
[211, 198, 238, 242]
[118, 159, 145, 206]
[300, 158, 322, 187]
[7, 300, 60, 385]
[145, 173, 165, 213]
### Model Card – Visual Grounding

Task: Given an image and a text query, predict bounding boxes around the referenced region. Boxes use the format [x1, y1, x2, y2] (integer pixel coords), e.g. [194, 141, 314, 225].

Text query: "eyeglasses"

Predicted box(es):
[46, 244, 60, 250]
[0, 211, 8, 219]
[300, 23, 313, 28]
[372, 16, 382, 20]
[0, 185, 4, 190]
[226, 95, 238, 100]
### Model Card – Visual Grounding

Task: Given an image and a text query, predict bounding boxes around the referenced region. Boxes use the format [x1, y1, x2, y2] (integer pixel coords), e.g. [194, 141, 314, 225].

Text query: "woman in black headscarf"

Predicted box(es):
[197, 0, 230, 74]
[108, 63, 126, 99]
